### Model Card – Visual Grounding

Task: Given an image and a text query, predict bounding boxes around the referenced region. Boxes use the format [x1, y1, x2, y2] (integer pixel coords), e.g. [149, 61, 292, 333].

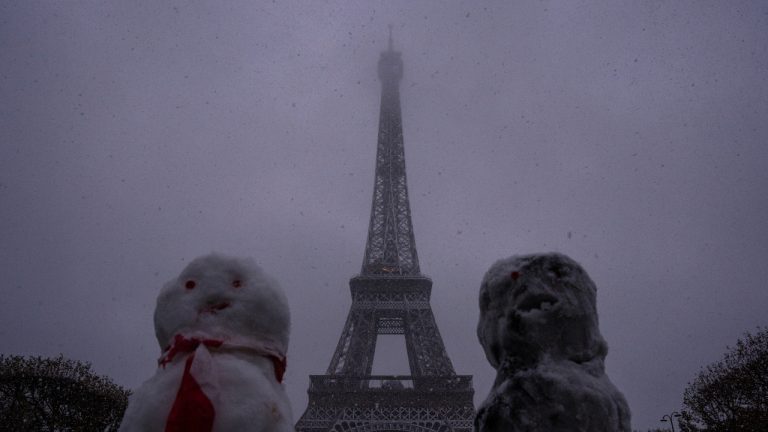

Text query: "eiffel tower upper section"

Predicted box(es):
[361, 33, 420, 277]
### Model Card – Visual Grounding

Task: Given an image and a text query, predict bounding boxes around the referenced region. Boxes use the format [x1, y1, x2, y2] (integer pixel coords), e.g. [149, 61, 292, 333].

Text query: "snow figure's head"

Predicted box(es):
[478, 253, 607, 371]
[154, 254, 290, 353]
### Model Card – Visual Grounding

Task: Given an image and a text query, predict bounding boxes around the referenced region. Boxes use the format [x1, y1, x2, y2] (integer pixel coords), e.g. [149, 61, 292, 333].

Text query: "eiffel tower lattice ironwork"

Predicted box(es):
[295, 33, 475, 432]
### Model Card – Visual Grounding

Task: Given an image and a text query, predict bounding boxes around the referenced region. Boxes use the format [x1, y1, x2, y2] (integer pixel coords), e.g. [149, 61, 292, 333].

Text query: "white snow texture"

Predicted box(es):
[475, 253, 631, 432]
[118, 253, 294, 432]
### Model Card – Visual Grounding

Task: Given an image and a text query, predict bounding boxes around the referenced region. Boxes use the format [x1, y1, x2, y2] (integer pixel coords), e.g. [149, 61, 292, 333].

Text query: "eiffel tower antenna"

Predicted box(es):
[296, 32, 475, 432]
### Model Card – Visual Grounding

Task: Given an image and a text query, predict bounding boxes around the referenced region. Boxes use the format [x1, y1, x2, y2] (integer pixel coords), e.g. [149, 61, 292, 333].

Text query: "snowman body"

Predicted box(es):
[475, 253, 630, 432]
[119, 254, 293, 432]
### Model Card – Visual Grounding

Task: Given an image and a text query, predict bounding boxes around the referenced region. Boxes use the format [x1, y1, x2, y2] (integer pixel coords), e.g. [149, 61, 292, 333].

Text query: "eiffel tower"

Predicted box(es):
[295, 32, 475, 432]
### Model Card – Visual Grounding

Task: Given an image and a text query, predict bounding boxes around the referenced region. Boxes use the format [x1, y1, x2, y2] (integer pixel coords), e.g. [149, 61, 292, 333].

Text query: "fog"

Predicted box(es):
[2, 2, 767, 430]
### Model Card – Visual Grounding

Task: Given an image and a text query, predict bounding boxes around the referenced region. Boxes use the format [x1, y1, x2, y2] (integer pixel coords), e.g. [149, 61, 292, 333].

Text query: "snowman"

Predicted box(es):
[475, 253, 631, 432]
[119, 253, 294, 432]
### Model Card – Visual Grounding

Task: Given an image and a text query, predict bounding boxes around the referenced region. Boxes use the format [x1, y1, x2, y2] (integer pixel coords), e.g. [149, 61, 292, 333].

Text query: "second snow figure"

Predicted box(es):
[119, 253, 294, 432]
[475, 253, 631, 432]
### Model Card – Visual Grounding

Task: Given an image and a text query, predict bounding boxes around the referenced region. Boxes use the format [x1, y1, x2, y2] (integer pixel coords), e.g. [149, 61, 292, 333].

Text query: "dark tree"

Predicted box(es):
[679, 328, 768, 432]
[0, 354, 130, 432]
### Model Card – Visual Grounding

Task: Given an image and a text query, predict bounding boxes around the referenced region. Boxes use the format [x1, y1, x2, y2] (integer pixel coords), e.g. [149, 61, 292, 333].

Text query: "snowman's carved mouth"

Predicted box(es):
[517, 293, 558, 313]
[199, 302, 231, 315]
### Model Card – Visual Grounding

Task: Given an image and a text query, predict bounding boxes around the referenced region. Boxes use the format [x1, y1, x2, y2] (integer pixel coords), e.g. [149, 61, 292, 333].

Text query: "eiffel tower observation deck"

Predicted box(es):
[295, 32, 475, 432]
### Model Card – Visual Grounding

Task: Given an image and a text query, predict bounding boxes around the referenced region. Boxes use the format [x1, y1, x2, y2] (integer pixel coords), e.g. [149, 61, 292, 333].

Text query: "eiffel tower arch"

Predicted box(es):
[295, 32, 475, 432]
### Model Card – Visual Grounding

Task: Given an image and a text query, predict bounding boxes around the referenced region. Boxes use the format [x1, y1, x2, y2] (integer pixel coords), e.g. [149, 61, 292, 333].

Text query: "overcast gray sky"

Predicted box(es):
[1, 1, 767, 430]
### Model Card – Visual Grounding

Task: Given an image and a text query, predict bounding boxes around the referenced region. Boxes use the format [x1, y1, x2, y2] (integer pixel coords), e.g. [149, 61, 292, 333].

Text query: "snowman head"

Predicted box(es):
[477, 253, 607, 371]
[154, 254, 290, 353]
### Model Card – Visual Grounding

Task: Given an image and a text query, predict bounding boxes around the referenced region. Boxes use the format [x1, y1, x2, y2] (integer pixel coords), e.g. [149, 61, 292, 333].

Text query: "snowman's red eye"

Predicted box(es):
[232, 280, 242, 288]
[510, 271, 520, 281]
[185, 280, 196, 290]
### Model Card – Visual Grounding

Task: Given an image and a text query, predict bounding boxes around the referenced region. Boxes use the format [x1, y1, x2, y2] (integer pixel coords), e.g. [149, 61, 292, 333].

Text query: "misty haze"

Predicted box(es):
[1, 2, 767, 431]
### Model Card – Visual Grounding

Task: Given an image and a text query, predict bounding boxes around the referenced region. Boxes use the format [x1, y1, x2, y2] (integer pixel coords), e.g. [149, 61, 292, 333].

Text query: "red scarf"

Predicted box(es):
[158, 333, 287, 432]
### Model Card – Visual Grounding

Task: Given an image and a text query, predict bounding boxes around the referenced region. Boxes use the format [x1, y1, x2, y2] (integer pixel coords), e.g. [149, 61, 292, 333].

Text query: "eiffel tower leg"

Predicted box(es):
[326, 308, 377, 377]
[405, 309, 455, 377]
